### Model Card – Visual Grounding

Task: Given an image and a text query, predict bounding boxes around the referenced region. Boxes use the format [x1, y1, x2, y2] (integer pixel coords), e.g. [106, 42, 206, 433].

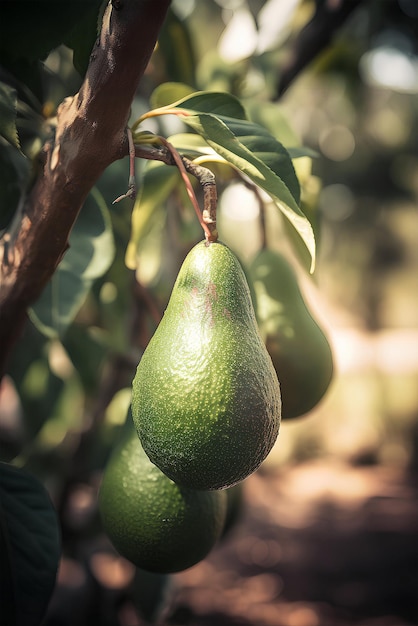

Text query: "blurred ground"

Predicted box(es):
[163, 461, 418, 626]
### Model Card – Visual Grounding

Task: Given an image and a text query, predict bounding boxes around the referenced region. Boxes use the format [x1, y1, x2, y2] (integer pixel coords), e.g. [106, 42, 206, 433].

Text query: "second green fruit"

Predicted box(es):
[249, 249, 333, 419]
[98, 427, 227, 573]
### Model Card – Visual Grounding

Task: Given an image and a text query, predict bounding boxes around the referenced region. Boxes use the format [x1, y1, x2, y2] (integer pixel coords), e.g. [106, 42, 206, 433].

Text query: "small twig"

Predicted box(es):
[130, 132, 218, 241]
[112, 128, 137, 203]
[134, 143, 174, 165]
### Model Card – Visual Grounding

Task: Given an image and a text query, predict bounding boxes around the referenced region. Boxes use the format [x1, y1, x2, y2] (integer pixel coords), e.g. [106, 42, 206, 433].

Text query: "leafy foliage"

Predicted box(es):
[0, 0, 102, 89]
[0, 82, 20, 149]
[30, 187, 115, 338]
[0, 463, 60, 626]
[4, 1, 412, 623]
[132, 87, 316, 270]
[0, 1, 325, 620]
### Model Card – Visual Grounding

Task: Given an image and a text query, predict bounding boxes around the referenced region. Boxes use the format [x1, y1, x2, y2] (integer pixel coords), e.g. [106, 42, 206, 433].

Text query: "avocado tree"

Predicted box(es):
[0, 1, 370, 624]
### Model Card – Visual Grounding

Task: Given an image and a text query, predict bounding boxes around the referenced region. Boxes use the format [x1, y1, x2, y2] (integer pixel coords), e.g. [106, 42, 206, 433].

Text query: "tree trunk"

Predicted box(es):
[0, 0, 171, 379]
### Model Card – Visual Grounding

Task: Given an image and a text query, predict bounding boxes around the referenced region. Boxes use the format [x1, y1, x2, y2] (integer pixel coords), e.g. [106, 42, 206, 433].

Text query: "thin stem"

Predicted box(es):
[158, 137, 213, 242]
[131, 107, 191, 132]
[134, 143, 174, 165]
[128, 128, 136, 190]
[112, 128, 137, 203]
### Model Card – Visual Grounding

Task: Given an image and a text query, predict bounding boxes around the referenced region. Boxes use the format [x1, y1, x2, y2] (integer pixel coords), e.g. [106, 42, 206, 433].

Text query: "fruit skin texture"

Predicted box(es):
[98, 428, 227, 574]
[131, 240, 281, 491]
[249, 249, 333, 420]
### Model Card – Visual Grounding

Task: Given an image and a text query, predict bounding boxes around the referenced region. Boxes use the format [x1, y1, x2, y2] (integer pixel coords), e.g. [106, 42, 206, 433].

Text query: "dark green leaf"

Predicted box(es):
[157, 8, 197, 88]
[0, 143, 29, 230]
[150, 82, 196, 111]
[151, 89, 248, 120]
[0, 82, 20, 149]
[30, 187, 115, 337]
[63, 324, 108, 393]
[0, 1, 101, 93]
[288, 146, 319, 159]
[64, 1, 102, 77]
[0, 1, 101, 63]
[146, 89, 315, 269]
[182, 113, 315, 270]
[0, 463, 60, 626]
[245, 99, 300, 148]
[6, 322, 64, 440]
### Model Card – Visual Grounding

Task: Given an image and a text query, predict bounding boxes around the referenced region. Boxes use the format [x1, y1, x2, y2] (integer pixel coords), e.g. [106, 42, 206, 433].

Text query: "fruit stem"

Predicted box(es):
[129, 131, 218, 242]
[158, 138, 217, 243]
[182, 158, 218, 243]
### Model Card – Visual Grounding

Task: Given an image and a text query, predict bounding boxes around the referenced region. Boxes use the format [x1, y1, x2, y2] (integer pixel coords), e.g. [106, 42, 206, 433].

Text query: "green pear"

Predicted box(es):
[131, 240, 281, 491]
[249, 249, 333, 419]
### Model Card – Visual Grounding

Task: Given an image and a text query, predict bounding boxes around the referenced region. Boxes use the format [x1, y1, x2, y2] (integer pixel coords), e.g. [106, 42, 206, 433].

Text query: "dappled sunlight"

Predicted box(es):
[173, 451, 418, 625]
[2, 1, 418, 625]
[90, 552, 136, 589]
[360, 45, 418, 94]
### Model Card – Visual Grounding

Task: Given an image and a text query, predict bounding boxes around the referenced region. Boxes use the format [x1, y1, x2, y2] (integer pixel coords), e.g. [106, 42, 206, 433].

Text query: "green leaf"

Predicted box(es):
[182, 113, 315, 270]
[150, 82, 196, 111]
[6, 322, 65, 441]
[287, 146, 319, 159]
[0, 82, 20, 149]
[125, 161, 179, 270]
[150, 89, 248, 120]
[0, 1, 101, 63]
[30, 187, 115, 337]
[166, 132, 217, 159]
[63, 324, 108, 393]
[0, 463, 60, 626]
[146, 89, 315, 269]
[157, 8, 197, 88]
[64, 0, 103, 77]
[0, 143, 29, 230]
[245, 99, 301, 149]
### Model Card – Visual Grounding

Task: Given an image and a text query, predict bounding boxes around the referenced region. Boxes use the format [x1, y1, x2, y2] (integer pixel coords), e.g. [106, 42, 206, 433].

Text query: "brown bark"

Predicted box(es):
[0, 0, 171, 378]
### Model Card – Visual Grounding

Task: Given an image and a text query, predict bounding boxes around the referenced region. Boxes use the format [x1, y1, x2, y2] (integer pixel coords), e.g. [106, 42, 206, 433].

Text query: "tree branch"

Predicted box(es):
[0, 0, 171, 379]
[276, 0, 364, 98]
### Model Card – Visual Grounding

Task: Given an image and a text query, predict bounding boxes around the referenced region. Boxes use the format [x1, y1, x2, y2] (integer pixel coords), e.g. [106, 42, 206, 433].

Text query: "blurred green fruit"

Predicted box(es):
[249, 249, 333, 419]
[98, 427, 227, 574]
[131, 240, 281, 491]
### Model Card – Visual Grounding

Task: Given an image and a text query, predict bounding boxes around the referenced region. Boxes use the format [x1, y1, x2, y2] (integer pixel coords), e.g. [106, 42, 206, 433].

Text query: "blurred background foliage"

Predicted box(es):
[1, 0, 418, 624]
